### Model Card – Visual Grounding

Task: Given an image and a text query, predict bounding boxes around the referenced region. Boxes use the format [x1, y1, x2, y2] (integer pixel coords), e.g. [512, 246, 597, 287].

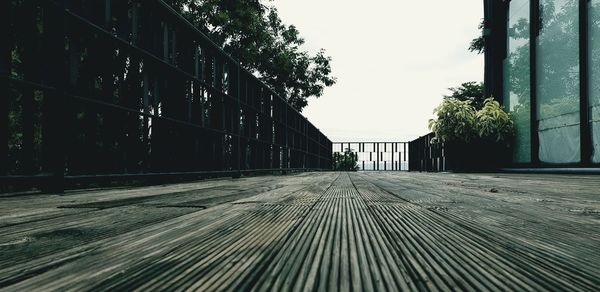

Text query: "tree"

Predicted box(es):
[164, 0, 336, 112]
[444, 81, 485, 110]
[468, 19, 485, 54]
[332, 148, 359, 171]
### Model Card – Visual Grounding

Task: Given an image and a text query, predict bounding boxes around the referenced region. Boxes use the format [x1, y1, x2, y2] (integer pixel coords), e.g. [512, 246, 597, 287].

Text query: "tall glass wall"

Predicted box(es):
[590, 0, 600, 163]
[504, 0, 531, 163]
[536, 0, 580, 163]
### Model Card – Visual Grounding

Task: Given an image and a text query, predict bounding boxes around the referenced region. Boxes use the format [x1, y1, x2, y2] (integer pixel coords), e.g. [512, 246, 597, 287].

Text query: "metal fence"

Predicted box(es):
[408, 133, 447, 172]
[332, 142, 409, 171]
[1, 0, 332, 192]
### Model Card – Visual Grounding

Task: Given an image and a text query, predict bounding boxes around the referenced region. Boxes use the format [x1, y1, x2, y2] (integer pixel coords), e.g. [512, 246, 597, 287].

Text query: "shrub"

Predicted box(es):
[333, 149, 359, 171]
[428, 97, 514, 145]
[428, 98, 477, 143]
[428, 97, 515, 171]
[476, 98, 515, 144]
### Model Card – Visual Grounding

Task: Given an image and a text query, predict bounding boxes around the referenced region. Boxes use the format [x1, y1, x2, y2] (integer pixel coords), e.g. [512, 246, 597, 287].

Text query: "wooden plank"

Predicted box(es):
[0, 172, 599, 290]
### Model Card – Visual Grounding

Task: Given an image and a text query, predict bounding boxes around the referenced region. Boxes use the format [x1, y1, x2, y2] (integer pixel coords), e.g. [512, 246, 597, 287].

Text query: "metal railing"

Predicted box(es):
[408, 133, 447, 172]
[1, 0, 332, 192]
[332, 142, 409, 171]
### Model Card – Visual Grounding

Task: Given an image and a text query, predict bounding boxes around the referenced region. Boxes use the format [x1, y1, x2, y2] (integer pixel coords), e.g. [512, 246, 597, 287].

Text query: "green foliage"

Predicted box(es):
[428, 98, 477, 143]
[429, 97, 515, 145]
[164, 0, 336, 112]
[10, 50, 22, 79]
[476, 98, 515, 144]
[468, 19, 485, 54]
[444, 81, 485, 110]
[332, 149, 359, 171]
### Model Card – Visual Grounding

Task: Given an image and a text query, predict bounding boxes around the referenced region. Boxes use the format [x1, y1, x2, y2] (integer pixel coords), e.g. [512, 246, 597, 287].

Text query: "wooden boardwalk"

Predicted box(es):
[1, 172, 599, 291]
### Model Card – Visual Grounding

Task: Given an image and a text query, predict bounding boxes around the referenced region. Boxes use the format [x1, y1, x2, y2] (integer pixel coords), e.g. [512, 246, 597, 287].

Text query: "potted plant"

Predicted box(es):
[474, 98, 515, 170]
[428, 97, 514, 171]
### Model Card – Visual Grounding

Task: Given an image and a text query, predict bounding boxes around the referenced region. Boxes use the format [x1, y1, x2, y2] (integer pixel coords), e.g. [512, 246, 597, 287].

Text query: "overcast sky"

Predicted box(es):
[273, 1, 485, 142]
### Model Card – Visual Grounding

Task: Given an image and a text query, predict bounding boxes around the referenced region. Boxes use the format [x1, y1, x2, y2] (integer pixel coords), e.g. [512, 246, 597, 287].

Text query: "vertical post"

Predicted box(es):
[0, 0, 10, 176]
[142, 70, 150, 172]
[211, 56, 221, 170]
[200, 60, 206, 128]
[104, 0, 111, 28]
[163, 22, 169, 62]
[223, 63, 229, 129]
[483, 0, 508, 101]
[530, 0, 540, 165]
[235, 63, 242, 177]
[580, 0, 591, 166]
[22, 87, 34, 175]
[317, 133, 321, 169]
[131, 2, 138, 43]
[171, 30, 177, 66]
[408, 142, 412, 171]
[376, 143, 381, 170]
[283, 101, 288, 173]
[483, 0, 491, 98]
[22, 0, 38, 175]
[304, 120, 307, 169]
[41, 1, 66, 192]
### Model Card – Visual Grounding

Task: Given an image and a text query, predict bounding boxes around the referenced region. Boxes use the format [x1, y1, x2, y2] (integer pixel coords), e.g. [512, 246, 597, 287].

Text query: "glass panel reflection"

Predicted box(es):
[590, 0, 600, 163]
[536, 0, 580, 163]
[504, 0, 531, 163]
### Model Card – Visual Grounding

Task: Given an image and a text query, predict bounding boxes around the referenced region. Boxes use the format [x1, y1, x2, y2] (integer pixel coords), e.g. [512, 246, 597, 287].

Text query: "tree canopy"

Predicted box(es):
[332, 148, 359, 171]
[444, 81, 485, 110]
[164, 0, 336, 112]
[468, 19, 485, 55]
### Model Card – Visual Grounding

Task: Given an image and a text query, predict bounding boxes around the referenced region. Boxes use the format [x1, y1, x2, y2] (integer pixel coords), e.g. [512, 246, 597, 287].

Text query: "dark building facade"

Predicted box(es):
[484, 0, 600, 167]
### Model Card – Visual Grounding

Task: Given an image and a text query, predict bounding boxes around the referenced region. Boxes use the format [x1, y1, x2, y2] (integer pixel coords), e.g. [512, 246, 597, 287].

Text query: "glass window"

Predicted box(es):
[504, 0, 531, 163]
[590, 0, 600, 163]
[536, 0, 580, 164]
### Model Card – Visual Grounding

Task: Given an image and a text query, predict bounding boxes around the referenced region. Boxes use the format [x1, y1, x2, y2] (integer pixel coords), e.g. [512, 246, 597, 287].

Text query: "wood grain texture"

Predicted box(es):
[1, 172, 599, 291]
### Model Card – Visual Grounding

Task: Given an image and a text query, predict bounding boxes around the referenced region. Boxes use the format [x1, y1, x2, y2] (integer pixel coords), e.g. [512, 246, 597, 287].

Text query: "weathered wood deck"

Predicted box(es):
[1, 172, 599, 291]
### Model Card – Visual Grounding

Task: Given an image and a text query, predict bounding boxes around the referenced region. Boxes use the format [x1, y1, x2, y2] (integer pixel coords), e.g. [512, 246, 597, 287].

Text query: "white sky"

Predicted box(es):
[273, 0, 485, 142]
